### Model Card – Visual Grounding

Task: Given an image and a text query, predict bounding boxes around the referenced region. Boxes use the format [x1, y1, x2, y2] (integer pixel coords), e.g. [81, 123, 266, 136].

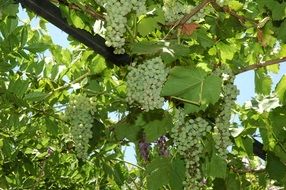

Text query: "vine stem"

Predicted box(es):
[235, 57, 286, 75]
[170, 96, 200, 106]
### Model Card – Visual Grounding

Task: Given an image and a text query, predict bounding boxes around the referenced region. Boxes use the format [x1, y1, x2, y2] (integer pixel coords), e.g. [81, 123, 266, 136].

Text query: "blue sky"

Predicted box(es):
[18, 5, 286, 164]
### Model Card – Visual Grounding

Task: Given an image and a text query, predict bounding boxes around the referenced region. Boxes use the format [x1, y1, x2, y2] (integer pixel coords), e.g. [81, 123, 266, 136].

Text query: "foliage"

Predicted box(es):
[1, 0, 286, 189]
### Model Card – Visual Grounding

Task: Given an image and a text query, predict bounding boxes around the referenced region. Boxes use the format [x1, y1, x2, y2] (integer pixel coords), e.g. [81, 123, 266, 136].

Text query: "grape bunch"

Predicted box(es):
[126, 57, 169, 111]
[98, 0, 146, 54]
[171, 109, 211, 190]
[65, 94, 97, 160]
[163, 0, 193, 23]
[163, 0, 211, 23]
[213, 67, 239, 159]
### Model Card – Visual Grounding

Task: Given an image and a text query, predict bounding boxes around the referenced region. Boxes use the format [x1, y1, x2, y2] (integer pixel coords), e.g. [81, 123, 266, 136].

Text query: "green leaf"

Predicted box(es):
[130, 41, 190, 57]
[137, 6, 165, 36]
[8, 79, 29, 97]
[146, 157, 185, 190]
[276, 20, 286, 41]
[275, 75, 286, 104]
[24, 92, 48, 102]
[143, 110, 173, 142]
[115, 112, 143, 142]
[1, 3, 18, 16]
[20, 26, 28, 48]
[229, 0, 243, 11]
[269, 106, 286, 141]
[207, 154, 227, 178]
[192, 28, 214, 48]
[24, 43, 50, 53]
[217, 42, 236, 62]
[0, 17, 18, 37]
[266, 152, 286, 184]
[161, 67, 222, 113]
[146, 157, 170, 190]
[241, 136, 254, 156]
[170, 159, 185, 190]
[226, 173, 241, 190]
[137, 18, 159, 36]
[255, 69, 272, 95]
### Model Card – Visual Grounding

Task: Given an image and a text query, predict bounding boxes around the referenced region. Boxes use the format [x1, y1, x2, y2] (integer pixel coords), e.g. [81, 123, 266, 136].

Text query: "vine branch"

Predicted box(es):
[235, 57, 286, 75]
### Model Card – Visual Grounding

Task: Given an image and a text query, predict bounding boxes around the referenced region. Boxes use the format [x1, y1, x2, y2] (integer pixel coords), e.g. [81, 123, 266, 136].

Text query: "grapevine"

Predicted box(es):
[171, 109, 211, 190]
[65, 94, 97, 159]
[126, 57, 169, 111]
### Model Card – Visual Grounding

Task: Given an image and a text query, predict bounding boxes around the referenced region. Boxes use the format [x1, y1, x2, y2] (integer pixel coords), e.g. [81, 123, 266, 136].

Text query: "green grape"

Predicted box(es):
[65, 94, 97, 160]
[98, 0, 147, 54]
[163, 0, 193, 23]
[126, 57, 169, 111]
[213, 67, 239, 159]
[171, 109, 211, 190]
[163, 0, 213, 23]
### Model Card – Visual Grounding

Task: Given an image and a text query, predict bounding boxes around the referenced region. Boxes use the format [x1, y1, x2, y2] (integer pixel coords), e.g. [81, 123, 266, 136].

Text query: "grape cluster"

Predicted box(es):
[163, 0, 211, 23]
[157, 136, 169, 157]
[65, 94, 97, 160]
[139, 137, 150, 161]
[171, 109, 211, 190]
[163, 0, 192, 23]
[126, 57, 169, 111]
[99, 0, 146, 54]
[213, 68, 239, 159]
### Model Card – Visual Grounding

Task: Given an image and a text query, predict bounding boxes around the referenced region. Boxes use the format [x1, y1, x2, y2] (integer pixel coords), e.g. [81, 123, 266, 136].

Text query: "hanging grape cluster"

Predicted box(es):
[162, 0, 211, 23]
[126, 57, 169, 111]
[98, 0, 146, 54]
[171, 109, 211, 190]
[65, 94, 97, 160]
[157, 136, 169, 157]
[213, 68, 239, 159]
[163, 0, 192, 23]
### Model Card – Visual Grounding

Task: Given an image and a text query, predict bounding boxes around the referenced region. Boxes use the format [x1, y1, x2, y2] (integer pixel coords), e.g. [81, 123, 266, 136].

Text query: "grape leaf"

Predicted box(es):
[161, 67, 222, 113]
[275, 75, 286, 104]
[146, 157, 185, 190]
[143, 110, 173, 142]
[269, 106, 286, 141]
[137, 6, 165, 36]
[255, 69, 272, 95]
[129, 41, 190, 57]
[207, 154, 227, 179]
[266, 152, 286, 184]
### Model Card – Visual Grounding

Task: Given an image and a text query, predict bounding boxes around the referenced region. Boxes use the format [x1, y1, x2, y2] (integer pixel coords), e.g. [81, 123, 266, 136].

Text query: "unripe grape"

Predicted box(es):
[65, 94, 97, 160]
[126, 57, 169, 111]
[171, 108, 211, 189]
